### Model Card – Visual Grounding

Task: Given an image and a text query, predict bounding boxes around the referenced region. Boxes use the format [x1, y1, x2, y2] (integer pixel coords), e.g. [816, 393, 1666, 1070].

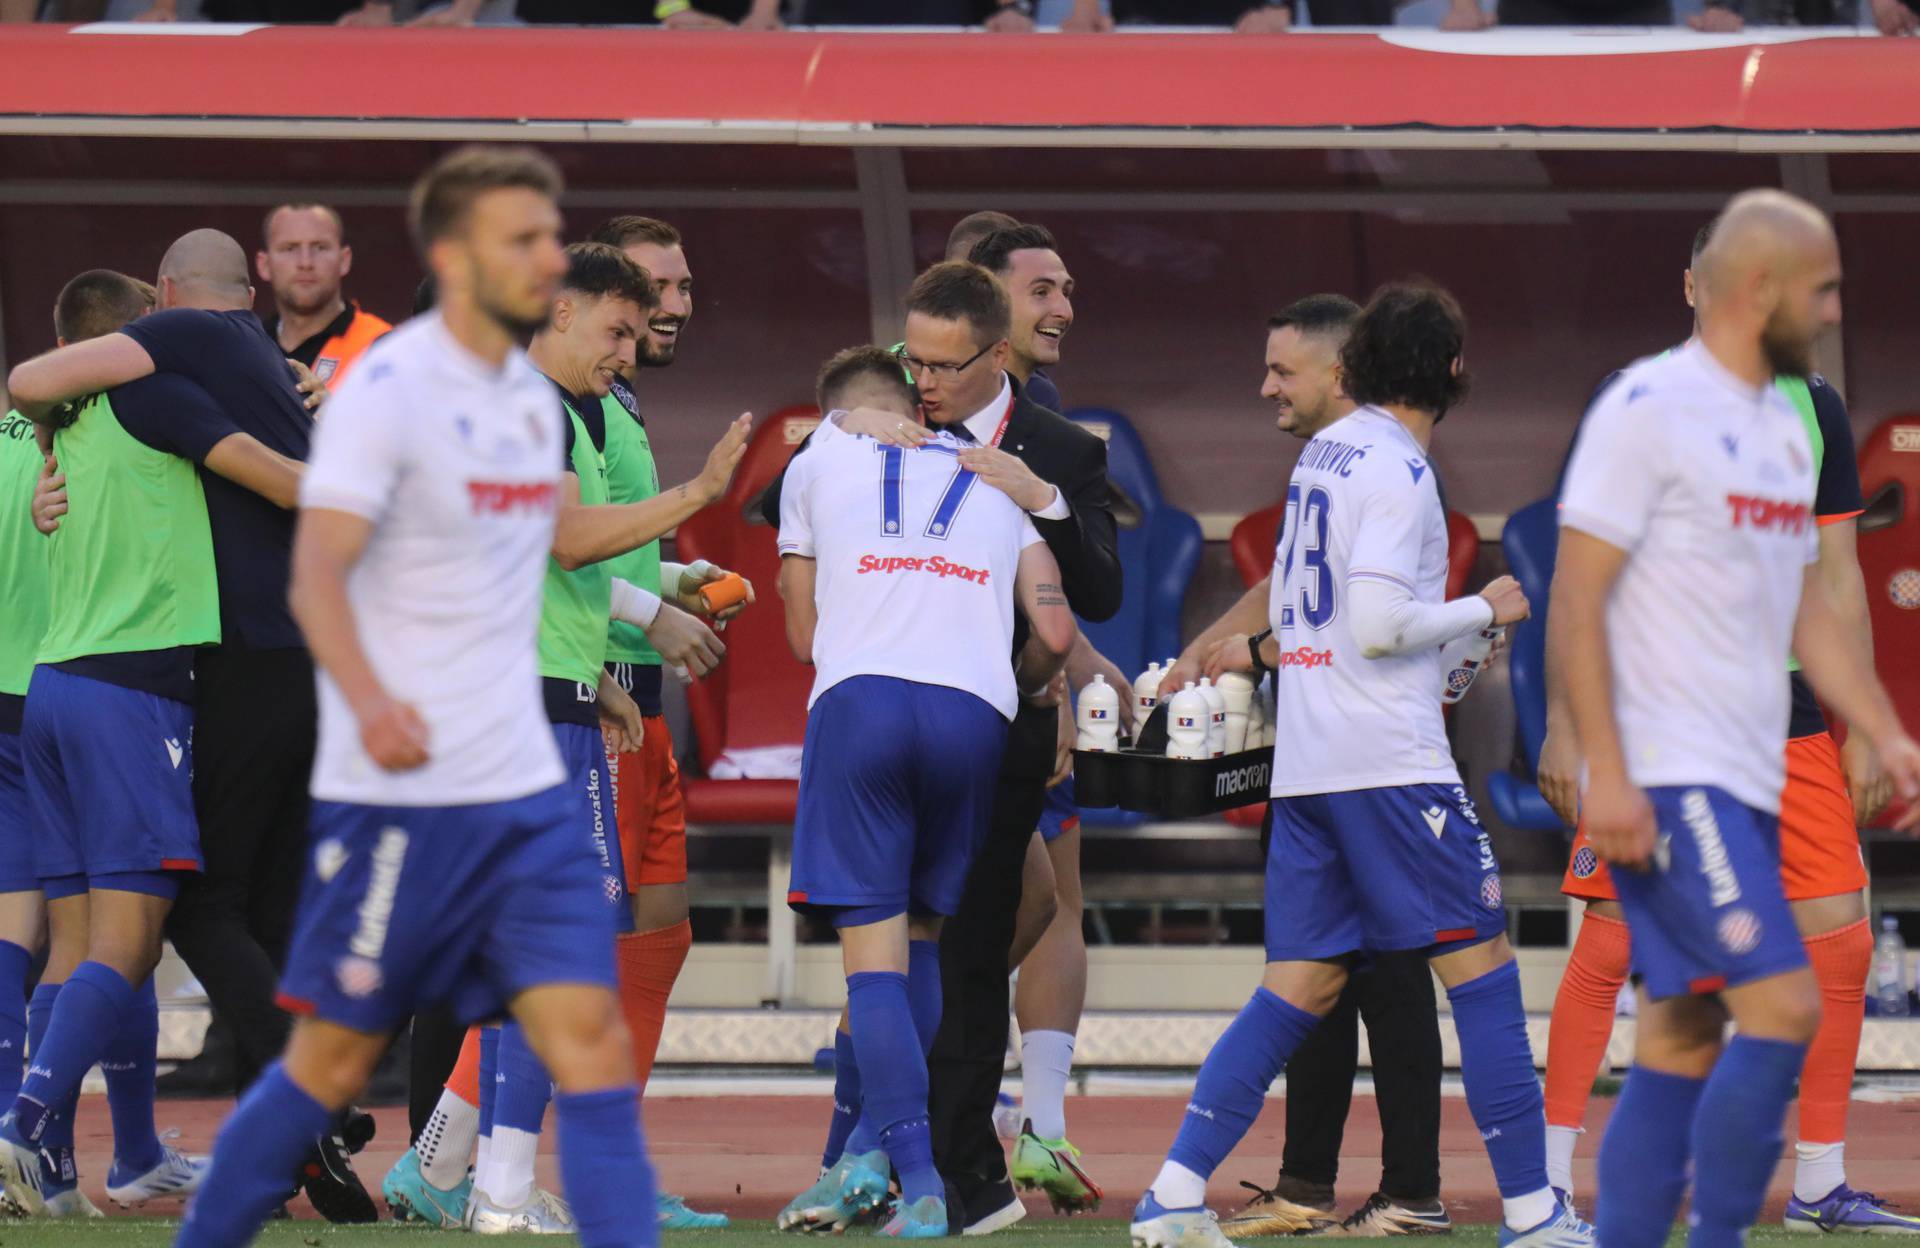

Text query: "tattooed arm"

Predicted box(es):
[1015, 541, 1075, 696]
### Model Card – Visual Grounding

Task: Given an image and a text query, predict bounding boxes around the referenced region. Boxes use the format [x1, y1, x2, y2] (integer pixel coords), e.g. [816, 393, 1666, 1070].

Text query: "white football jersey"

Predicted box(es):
[1560, 342, 1818, 814]
[301, 313, 566, 807]
[1267, 407, 1463, 797]
[778, 424, 1044, 719]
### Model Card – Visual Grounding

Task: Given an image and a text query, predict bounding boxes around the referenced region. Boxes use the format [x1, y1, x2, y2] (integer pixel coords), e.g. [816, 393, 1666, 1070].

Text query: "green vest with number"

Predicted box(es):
[537, 398, 614, 688]
[601, 394, 663, 667]
[38, 393, 220, 665]
[0, 411, 50, 696]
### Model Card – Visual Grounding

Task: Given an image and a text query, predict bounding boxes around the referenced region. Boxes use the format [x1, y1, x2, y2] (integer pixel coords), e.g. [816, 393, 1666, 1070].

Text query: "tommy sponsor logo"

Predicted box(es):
[467, 480, 557, 515]
[348, 827, 409, 961]
[1275, 646, 1334, 671]
[1681, 789, 1741, 908]
[855, 553, 991, 585]
[164, 737, 184, 769]
[1726, 494, 1811, 535]
[1213, 759, 1272, 798]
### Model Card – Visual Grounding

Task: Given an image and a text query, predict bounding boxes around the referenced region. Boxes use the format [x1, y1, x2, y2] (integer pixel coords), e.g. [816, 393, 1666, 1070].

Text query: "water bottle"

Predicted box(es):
[1132, 662, 1163, 726]
[1441, 626, 1507, 705]
[1166, 683, 1210, 760]
[1873, 916, 1909, 1017]
[1074, 674, 1121, 753]
[1197, 677, 1228, 758]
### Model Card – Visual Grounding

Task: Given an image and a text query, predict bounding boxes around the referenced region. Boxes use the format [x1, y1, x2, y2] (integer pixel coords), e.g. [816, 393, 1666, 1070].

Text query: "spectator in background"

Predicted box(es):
[1066, 0, 1305, 30]
[791, 0, 1039, 25]
[256, 204, 391, 392]
[946, 211, 1022, 263]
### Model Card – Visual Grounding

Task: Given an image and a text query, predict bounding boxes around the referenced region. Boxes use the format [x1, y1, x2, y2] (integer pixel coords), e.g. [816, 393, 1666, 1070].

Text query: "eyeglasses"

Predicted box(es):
[892, 339, 998, 383]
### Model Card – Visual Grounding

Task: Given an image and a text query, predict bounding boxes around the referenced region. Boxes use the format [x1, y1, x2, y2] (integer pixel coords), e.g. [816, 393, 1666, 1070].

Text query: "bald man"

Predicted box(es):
[6, 232, 377, 1220]
[1551, 189, 1920, 1248]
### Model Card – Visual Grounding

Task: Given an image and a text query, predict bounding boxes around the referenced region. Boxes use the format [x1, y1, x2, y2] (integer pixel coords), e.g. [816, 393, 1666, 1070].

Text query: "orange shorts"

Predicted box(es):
[1561, 732, 1868, 904]
[609, 713, 687, 891]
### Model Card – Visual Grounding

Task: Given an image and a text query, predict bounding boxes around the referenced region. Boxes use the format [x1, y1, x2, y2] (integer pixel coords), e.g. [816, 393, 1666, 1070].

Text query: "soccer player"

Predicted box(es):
[256, 202, 392, 390]
[777, 331, 1077, 1238]
[1164, 295, 1450, 1239]
[381, 241, 750, 1232]
[966, 221, 1120, 1214]
[1538, 219, 1906, 1229]
[1132, 282, 1589, 1248]
[0, 268, 303, 1217]
[1554, 189, 1920, 1248]
[589, 214, 745, 1233]
[165, 146, 658, 1248]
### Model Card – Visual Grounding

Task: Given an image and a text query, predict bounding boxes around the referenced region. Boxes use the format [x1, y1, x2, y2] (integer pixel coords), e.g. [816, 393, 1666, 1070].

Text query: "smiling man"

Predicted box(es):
[256, 204, 391, 392]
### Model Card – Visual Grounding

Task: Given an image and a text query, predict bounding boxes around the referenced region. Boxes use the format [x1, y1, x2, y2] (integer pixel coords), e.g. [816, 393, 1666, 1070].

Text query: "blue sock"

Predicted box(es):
[23, 981, 56, 1097]
[822, 1028, 862, 1168]
[478, 1025, 501, 1147]
[10, 962, 133, 1147]
[101, 976, 162, 1174]
[907, 940, 942, 1056]
[1446, 961, 1549, 1201]
[493, 1022, 553, 1134]
[556, 1085, 657, 1248]
[0, 941, 31, 1107]
[1688, 1036, 1806, 1248]
[1596, 1065, 1705, 1248]
[847, 970, 940, 1204]
[175, 1062, 333, 1248]
[1167, 987, 1317, 1183]
[21, 981, 72, 1192]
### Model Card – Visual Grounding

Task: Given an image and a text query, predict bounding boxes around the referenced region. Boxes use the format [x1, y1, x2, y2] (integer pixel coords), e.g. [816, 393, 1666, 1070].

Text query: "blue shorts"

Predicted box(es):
[0, 732, 32, 894]
[278, 784, 619, 1033]
[1038, 778, 1080, 845]
[1264, 783, 1507, 962]
[552, 721, 632, 935]
[1613, 785, 1806, 1001]
[789, 676, 1007, 925]
[21, 666, 200, 883]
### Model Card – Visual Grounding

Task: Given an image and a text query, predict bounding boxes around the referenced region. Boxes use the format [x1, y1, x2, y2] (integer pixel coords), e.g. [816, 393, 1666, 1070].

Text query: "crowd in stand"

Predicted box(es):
[3, 0, 1915, 37]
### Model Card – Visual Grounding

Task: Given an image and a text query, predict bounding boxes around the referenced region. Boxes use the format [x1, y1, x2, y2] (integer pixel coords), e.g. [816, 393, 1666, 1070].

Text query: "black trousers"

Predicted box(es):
[1279, 951, 1443, 1202]
[927, 718, 1053, 1208]
[164, 646, 315, 1095]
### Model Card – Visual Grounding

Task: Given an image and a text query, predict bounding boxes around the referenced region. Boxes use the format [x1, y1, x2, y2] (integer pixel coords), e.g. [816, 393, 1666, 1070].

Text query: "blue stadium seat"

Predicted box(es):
[1065, 408, 1204, 826]
[1487, 497, 1568, 833]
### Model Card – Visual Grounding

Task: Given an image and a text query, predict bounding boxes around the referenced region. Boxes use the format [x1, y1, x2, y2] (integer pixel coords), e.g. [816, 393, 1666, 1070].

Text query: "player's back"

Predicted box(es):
[300, 314, 565, 808]
[1268, 406, 1457, 798]
[1559, 343, 1817, 813]
[779, 424, 1040, 720]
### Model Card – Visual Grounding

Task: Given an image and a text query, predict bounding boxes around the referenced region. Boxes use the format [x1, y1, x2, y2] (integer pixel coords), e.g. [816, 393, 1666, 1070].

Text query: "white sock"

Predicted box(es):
[478, 1125, 539, 1208]
[1503, 1187, 1558, 1232]
[475, 1133, 491, 1185]
[1544, 1124, 1581, 1197]
[1794, 1141, 1846, 1203]
[1150, 1160, 1208, 1211]
[417, 1091, 479, 1190]
[1019, 1029, 1075, 1142]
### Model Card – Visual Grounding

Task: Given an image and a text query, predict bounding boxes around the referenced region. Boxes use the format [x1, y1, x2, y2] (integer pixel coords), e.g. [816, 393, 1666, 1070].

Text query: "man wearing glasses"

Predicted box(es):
[761, 259, 1119, 1234]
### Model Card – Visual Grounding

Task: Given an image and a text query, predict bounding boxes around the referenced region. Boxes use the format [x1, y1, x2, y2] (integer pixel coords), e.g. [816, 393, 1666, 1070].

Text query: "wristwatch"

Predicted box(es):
[1248, 629, 1274, 679]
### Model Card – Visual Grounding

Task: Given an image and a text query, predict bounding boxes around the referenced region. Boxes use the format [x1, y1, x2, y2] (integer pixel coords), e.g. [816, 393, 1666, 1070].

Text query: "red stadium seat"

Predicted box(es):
[672, 405, 824, 825]
[1229, 502, 1481, 598]
[1854, 414, 1920, 829]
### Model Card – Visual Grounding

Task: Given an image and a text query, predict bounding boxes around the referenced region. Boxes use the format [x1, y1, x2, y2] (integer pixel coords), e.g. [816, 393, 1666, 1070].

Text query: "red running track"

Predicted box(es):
[64, 1091, 1920, 1223]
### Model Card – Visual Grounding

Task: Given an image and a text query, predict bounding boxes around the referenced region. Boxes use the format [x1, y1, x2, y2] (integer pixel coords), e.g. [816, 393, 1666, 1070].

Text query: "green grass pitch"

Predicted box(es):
[0, 1222, 1818, 1247]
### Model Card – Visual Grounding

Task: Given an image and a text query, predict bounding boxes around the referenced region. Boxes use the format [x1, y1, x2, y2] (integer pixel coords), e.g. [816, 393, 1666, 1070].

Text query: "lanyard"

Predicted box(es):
[984, 388, 1015, 448]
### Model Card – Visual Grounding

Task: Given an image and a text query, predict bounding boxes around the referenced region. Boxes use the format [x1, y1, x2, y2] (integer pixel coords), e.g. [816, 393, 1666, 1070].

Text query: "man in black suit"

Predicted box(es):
[759, 260, 1119, 1231]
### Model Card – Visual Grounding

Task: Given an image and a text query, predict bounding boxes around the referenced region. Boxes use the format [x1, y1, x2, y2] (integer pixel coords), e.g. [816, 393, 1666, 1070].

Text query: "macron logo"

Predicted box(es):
[1406, 458, 1427, 484]
[1422, 806, 1447, 838]
[164, 738, 184, 770]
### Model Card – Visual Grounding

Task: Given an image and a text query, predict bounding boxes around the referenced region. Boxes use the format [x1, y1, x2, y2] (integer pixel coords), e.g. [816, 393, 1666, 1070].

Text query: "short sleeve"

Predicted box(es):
[1346, 467, 1429, 593]
[120, 309, 216, 381]
[1018, 514, 1044, 550]
[1558, 375, 1669, 553]
[299, 365, 406, 522]
[110, 375, 239, 463]
[1810, 378, 1865, 522]
[776, 443, 819, 558]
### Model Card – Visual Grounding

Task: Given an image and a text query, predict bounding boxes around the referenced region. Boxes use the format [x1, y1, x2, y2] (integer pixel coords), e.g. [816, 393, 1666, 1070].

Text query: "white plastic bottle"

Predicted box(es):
[1215, 672, 1255, 754]
[1133, 662, 1163, 727]
[1440, 626, 1507, 705]
[1075, 674, 1121, 753]
[1874, 916, 1909, 1017]
[1196, 677, 1228, 758]
[1166, 683, 1210, 760]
